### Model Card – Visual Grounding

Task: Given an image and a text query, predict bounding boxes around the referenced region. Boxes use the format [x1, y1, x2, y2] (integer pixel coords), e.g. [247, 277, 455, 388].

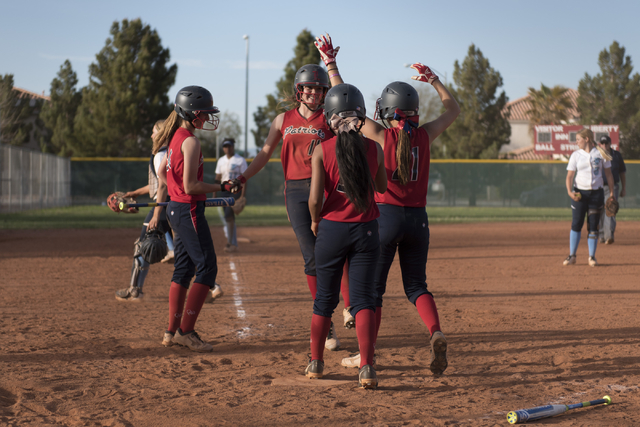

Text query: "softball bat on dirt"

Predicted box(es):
[119, 197, 235, 210]
[507, 395, 611, 424]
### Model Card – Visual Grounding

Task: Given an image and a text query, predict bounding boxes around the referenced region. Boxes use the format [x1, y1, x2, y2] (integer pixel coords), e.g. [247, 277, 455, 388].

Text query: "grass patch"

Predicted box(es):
[1, 205, 639, 230]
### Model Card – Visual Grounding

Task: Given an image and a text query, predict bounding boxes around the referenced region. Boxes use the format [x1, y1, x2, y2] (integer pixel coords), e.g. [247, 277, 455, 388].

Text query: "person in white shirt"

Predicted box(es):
[564, 128, 615, 267]
[215, 138, 248, 252]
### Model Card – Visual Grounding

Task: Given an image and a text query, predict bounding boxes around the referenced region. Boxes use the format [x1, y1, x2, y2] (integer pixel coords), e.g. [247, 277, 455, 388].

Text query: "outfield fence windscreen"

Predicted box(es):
[70, 158, 640, 209]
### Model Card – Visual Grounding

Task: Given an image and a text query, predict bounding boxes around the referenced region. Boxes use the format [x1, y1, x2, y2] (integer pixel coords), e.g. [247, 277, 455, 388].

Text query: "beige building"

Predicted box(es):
[500, 88, 579, 160]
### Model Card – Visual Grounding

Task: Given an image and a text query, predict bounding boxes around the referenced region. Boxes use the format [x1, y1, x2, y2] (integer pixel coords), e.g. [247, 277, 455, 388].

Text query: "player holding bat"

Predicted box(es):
[154, 86, 240, 352]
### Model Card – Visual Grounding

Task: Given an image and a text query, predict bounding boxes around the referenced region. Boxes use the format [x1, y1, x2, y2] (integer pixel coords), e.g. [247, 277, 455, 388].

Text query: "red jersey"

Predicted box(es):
[166, 127, 206, 203]
[280, 109, 334, 180]
[374, 127, 431, 207]
[320, 136, 380, 223]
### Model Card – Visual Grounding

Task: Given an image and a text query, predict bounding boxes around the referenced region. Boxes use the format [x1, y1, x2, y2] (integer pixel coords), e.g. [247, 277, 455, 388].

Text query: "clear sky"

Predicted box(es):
[2, 0, 639, 155]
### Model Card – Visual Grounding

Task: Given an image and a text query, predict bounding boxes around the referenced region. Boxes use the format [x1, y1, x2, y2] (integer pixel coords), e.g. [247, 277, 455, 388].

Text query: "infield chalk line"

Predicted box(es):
[228, 259, 251, 339]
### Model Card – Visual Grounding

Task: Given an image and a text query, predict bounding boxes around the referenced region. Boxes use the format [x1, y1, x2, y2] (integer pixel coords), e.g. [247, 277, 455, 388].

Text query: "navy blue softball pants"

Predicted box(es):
[571, 187, 604, 232]
[285, 179, 316, 276]
[167, 200, 217, 288]
[374, 204, 433, 307]
[313, 219, 379, 318]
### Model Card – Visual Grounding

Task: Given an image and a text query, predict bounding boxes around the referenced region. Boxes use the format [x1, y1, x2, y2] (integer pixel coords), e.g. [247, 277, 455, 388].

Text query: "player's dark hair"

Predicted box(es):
[335, 130, 374, 213]
[396, 129, 412, 185]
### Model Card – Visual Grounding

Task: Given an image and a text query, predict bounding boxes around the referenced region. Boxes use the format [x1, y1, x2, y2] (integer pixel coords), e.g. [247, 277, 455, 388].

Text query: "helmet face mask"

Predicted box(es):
[192, 111, 220, 131]
[294, 64, 329, 107]
[174, 86, 220, 131]
[375, 81, 419, 121]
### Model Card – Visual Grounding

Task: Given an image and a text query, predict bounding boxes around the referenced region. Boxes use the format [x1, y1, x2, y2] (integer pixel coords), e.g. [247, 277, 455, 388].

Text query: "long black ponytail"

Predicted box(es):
[335, 130, 374, 213]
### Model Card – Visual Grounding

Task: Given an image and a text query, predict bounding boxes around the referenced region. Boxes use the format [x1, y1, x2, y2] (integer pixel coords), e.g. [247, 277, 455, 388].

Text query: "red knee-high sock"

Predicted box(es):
[179, 282, 211, 333]
[374, 307, 382, 347]
[355, 309, 376, 368]
[310, 314, 331, 361]
[168, 282, 188, 333]
[415, 294, 441, 336]
[306, 275, 317, 300]
[340, 261, 350, 307]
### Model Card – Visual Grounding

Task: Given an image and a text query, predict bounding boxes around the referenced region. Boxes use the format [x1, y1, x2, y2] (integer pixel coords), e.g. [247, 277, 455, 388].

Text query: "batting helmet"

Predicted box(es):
[139, 229, 168, 264]
[375, 81, 419, 120]
[323, 83, 366, 128]
[174, 86, 220, 129]
[294, 64, 329, 104]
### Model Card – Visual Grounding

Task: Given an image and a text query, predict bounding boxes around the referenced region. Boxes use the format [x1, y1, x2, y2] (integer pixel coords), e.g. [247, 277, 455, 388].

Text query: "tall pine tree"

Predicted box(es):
[40, 60, 82, 156]
[74, 19, 177, 157]
[251, 29, 320, 156]
[577, 41, 640, 158]
[439, 44, 510, 159]
[0, 74, 35, 146]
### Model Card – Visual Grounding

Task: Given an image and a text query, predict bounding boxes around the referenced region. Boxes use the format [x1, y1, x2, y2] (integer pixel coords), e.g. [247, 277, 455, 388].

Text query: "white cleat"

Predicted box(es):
[325, 321, 340, 351]
[205, 283, 224, 303]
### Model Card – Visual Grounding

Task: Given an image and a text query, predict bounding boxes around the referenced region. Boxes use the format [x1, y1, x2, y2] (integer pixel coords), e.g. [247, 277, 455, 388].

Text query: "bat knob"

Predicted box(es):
[506, 411, 520, 424]
[119, 202, 125, 211]
[603, 395, 611, 405]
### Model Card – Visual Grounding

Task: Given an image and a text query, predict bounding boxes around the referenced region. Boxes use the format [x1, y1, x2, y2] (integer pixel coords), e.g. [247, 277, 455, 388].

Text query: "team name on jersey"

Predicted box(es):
[284, 125, 325, 140]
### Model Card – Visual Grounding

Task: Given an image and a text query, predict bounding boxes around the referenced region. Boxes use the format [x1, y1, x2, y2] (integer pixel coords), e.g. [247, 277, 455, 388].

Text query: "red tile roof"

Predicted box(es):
[500, 144, 553, 160]
[503, 88, 579, 122]
[13, 87, 50, 102]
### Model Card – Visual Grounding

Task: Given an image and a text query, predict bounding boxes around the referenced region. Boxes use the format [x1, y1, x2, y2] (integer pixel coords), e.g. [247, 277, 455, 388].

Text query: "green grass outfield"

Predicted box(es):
[2, 205, 640, 229]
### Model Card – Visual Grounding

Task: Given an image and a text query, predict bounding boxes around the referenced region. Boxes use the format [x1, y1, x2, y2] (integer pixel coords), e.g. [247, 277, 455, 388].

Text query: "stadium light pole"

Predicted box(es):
[404, 63, 447, 85]
[243, 35, 249, 157]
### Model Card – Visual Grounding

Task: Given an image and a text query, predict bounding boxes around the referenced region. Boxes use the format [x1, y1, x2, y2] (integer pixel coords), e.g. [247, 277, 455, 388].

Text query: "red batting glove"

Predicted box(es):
[314, 33, 340, 66]
[410, 62, 439, 85]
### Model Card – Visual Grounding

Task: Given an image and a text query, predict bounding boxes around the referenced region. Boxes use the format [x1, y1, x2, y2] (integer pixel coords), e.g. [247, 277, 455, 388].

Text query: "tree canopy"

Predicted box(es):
[0, 74, 37, 146]
[526, 84, 573, 141]
[72, 18, 177, 157]
[40, 60, 82, 156]
[438, 44, 510, 159]
[577, 41, 640, 158]
[252, 29, 321, 156]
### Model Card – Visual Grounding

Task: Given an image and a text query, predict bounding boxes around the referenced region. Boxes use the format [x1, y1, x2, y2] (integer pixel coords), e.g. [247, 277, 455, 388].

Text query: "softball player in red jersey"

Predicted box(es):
[306, 83, 387, 389]
[154, 86, 239, 352]
[231, 64, 352, 349]
[318, 35, 460, 374]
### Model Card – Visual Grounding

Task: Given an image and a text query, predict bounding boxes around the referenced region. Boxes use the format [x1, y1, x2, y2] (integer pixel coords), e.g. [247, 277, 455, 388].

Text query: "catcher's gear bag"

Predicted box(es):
[107, 192, 139, 214]
[139, 229, 168, 264]
[605, 197, 619, 217]
[232, 196, 247, 215]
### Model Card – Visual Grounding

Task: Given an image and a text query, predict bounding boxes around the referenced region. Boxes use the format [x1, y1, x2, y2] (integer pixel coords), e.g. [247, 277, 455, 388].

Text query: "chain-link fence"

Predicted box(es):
[70, 158, 640, 209]
[0, 144, 71, 213]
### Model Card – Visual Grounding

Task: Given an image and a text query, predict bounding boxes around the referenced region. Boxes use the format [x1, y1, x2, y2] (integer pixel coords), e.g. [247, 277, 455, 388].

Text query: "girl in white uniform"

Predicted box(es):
[564, 128, 614, 267]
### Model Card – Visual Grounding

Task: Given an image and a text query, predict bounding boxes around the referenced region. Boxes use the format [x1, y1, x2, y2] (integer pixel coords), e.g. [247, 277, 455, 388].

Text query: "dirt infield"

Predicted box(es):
[1, 221, 639, 426]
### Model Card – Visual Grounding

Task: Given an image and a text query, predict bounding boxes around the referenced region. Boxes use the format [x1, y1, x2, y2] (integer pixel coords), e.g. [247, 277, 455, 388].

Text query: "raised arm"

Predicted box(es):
[315, 33, 385, 145]
[410, 63, 460, 145]
[238, 113, 285, 181]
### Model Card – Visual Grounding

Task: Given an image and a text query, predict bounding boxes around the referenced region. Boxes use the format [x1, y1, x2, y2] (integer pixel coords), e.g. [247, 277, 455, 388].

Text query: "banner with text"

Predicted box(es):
[533, 125, 619, 155]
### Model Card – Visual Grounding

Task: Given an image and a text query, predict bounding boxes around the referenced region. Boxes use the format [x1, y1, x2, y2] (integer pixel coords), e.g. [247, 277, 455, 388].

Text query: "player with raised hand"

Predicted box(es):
[317, 34, 460, 375]
[230, 59, 353, 349]
[154, 86, 239, 352]
[306, 83, 387, 388]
